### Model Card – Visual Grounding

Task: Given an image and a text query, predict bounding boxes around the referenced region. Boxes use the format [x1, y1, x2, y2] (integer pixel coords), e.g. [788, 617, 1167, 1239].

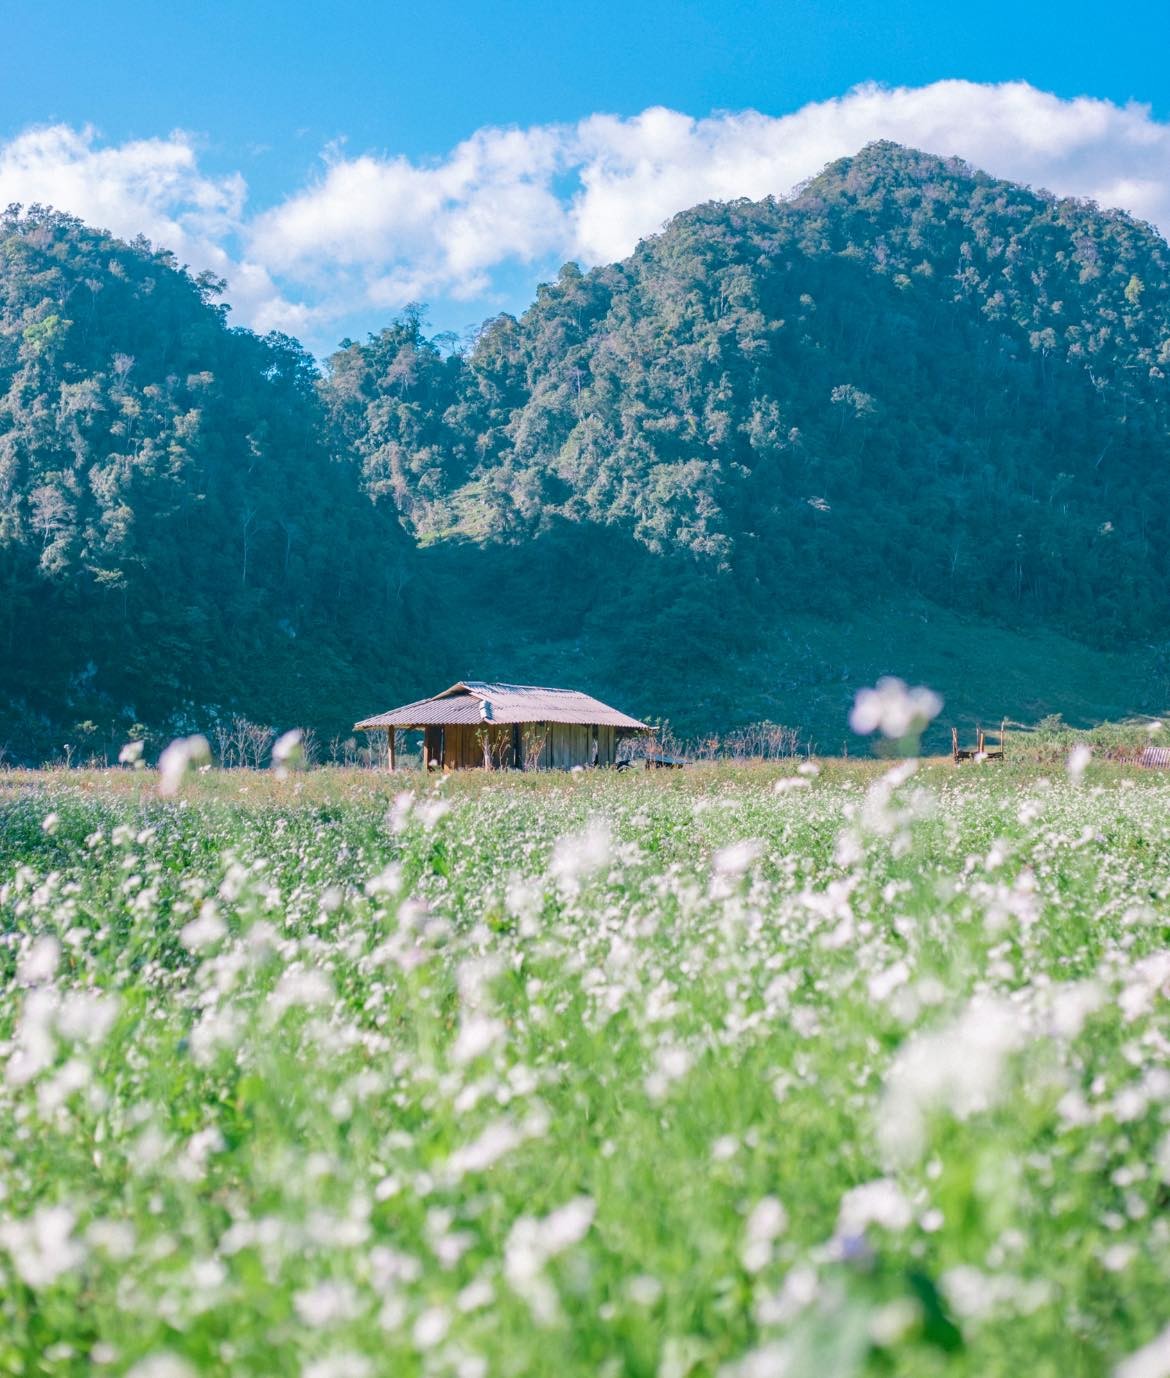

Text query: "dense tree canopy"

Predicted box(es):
[4, 143, 1170, 759]
[0, 203, 414, 757]
[326, 143, 1170, 638]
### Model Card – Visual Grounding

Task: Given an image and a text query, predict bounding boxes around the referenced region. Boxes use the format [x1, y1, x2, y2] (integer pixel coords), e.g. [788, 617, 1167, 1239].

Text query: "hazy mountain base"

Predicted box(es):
[458, 609, 1162, 755]
[2, 473, 1159, 763]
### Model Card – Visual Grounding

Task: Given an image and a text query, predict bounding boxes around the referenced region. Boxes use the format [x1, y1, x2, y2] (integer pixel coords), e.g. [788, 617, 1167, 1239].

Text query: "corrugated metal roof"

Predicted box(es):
[354, 681, 650, 731]
[354, 692, 483, 729]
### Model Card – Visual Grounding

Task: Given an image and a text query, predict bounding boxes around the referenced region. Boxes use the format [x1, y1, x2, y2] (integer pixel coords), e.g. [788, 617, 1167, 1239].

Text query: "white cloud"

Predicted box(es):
[245, 125, 569, 327]
[4, 81, 1170, 350]
[0, 123, 242, 240]
[564, 82, 1170, 262]
[0, 123, 303, 335]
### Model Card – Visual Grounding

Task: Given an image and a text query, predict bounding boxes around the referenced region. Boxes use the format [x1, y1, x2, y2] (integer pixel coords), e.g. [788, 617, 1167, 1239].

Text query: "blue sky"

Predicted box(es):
[4, 1, 1170, 353]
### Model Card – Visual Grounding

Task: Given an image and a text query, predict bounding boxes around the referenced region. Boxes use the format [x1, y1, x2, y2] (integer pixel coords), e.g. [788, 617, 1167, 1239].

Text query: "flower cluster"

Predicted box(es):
[1, 759, 1169, 1376]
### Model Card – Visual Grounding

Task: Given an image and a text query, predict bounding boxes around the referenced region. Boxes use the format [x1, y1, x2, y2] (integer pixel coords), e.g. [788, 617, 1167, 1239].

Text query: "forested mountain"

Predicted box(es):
[4, 143, 1170, 761]
[0, 204, 418, 758]
[328, 142, 1170, 635]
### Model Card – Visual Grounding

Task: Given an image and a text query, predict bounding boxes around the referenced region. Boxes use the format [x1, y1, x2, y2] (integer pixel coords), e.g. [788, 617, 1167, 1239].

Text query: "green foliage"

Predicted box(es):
[310, 143, 1170, 742]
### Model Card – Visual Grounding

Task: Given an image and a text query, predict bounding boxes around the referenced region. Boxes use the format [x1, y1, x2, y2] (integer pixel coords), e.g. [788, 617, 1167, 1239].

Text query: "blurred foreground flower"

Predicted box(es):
[879, 994, 1027, 1163]
[505, 1196, 595, 1323]
[850, 677, 942, 744]
[126, 1356, 196, 1378]
[118, 739, 145, 767]
[549, 819, 612, 892]
[1067, 744, 1092, 783]
[1115, 1323, 1170, 1378]
[712, 838, 764, 877]
[157, 735, 211, 796]
[271, 728, 304, 779]
[741, 1196, 788, 1272]
[0, 1205, 85, 1286]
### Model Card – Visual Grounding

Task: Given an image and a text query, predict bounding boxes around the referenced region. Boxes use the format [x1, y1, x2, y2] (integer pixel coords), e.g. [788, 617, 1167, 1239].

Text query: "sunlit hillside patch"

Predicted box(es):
[1, 761, 1170, 1375]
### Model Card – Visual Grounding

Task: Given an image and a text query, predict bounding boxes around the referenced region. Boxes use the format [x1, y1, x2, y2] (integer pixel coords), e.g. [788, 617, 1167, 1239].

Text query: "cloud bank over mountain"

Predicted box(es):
[5, 80, 1169, 348]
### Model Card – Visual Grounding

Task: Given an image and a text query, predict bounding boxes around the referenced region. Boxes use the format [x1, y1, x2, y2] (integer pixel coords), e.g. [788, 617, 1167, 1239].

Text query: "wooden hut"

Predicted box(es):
[354, 680, 651, 771]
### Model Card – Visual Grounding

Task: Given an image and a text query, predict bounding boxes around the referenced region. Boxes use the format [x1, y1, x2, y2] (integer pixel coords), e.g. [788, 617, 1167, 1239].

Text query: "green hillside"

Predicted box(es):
[399, 542, 1165, 750]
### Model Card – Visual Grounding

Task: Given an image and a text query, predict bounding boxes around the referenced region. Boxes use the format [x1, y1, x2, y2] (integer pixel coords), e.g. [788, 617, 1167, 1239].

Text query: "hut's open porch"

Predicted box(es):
[420, 721, 619, 770]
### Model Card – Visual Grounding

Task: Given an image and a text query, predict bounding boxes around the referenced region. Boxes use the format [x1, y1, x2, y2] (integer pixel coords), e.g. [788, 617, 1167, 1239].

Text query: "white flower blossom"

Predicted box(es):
[645, 1043, 693, 1100]
[272, 728, 305, 778]
[879, 995, 1029, 1162]
[549, 820, 612, 891]
[302, 1355, 372, 1378]
[0, 1205, 86, 1286]
[1067, 743, 1092, 782]
[1114, 1326, 1170, 1378]
[835, 1179, 913, 1240]
[18, 935, 60, 986]
[451, 1015, 506, 1065]
[127, 1356, 196, 1378]
[741, 1196, 787, 1272]
[850, 677, 942, 740]
[294, 1281, 361, 1327]
[180, 900, 227, 952]
[712, 839, 764, 876]
[505, 1196, 595, 1322]
[157, 735, 211, 796]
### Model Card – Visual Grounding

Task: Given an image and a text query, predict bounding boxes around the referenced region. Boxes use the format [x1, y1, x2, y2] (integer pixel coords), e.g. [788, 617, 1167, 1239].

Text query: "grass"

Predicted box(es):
[1, 760, 1170, 1377]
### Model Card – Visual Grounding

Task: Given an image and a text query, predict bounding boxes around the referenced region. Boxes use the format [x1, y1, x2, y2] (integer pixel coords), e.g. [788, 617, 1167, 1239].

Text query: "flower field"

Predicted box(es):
[2, 761, 1170, 1377]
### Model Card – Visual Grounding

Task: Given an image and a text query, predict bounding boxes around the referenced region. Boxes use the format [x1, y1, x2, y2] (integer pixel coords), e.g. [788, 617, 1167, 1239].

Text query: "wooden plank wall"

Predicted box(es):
[445, 724, 485, 769]
[521, 724, 551, 769]
[427, 721, 621, 769]
[549, 724, 592, 768]
[423, 726, 441, 769]
[598, 725, 615, 766]
[520, 724, 618, 768]
[484, 725, 516, 768]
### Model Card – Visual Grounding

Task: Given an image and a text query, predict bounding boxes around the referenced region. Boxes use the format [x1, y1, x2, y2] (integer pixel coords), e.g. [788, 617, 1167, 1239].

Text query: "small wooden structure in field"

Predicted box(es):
[354, 680, 651, 771]
[952, 720, 1007, 764]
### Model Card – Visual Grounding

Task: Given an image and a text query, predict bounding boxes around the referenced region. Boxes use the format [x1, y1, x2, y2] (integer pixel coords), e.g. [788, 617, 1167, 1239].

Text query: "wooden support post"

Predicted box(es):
[388, 729, 396, 773]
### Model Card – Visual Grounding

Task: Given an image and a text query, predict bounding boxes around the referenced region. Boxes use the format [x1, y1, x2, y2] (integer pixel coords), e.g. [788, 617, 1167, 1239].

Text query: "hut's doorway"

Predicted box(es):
[423, 725, 444, 769]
